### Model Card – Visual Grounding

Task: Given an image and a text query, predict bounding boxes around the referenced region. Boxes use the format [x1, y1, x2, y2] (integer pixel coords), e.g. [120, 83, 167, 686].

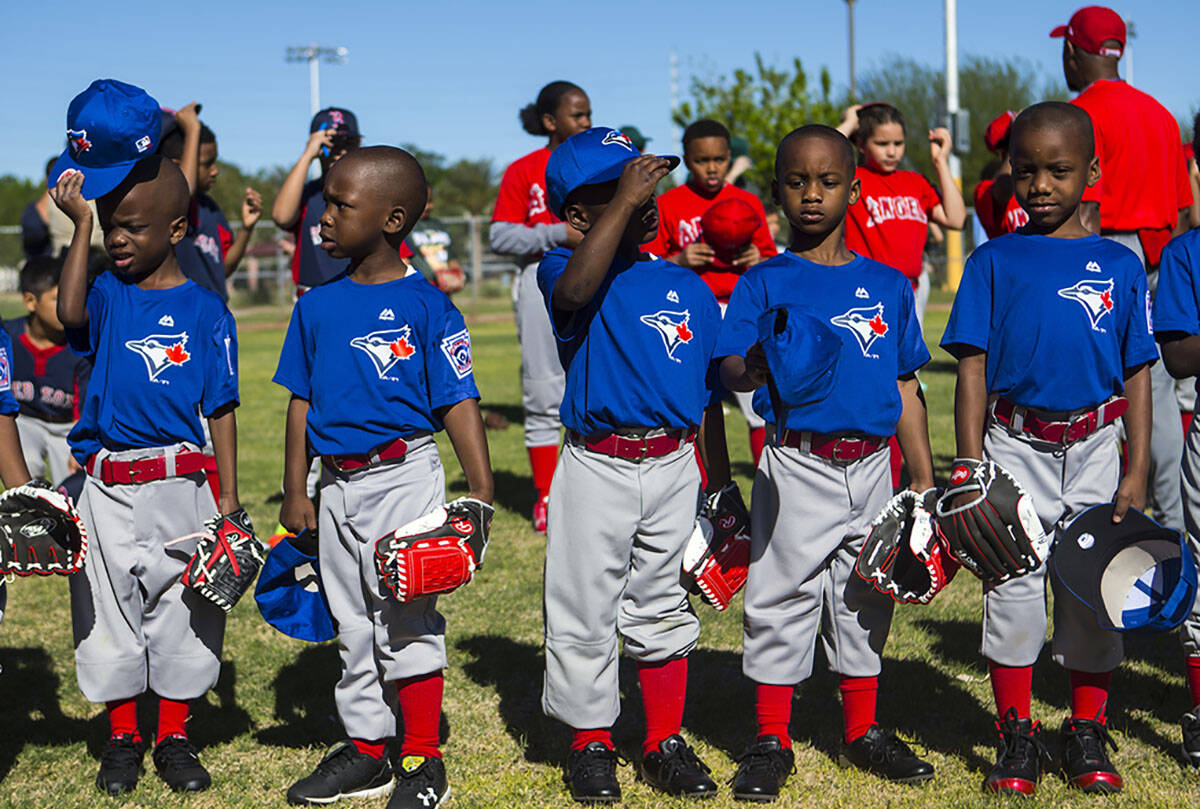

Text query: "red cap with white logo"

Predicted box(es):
[1050, 6, 1126, 58]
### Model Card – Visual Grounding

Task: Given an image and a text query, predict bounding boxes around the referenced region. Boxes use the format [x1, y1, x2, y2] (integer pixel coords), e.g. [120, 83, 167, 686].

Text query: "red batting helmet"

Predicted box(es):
[701, 197, 759, 268]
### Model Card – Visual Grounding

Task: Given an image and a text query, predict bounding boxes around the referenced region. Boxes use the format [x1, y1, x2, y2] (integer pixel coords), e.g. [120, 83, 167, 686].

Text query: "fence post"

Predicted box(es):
[470, 216, 482, 306]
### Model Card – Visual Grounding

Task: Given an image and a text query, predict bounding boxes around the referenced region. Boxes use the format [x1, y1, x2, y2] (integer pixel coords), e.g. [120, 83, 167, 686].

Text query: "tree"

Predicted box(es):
[673, 54, 842, 200]
[400, 144, 498, 217]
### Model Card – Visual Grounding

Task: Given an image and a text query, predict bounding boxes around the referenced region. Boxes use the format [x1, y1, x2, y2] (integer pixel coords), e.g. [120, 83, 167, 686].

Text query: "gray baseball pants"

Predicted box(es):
[742, 442, 894, 685]
[513, 262, 564, 448]
[318, 439, 447, 741]
[542, 439, 701, 729]
[17, 416, 74, 485]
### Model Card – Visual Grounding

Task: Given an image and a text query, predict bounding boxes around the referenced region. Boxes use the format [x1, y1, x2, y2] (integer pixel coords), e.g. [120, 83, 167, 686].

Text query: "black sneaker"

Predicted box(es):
[1061, 717, 1122, 794]
[983, 708, 1050, 796]
[152, 734, 211, 792]
[838, 725, 934, 784]
[566, 742, 622, 803]
[286, 741, 394, 805]
[1182, 707, 1200, 770]
[730, 735, 795, 802]
[96, 733, 145, 796]
[640, 734, 717, 798]
[387, 755, 449, 809]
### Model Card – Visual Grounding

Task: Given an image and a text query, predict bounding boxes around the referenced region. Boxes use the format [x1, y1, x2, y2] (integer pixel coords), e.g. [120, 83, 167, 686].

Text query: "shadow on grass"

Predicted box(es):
[452, 469, 537, 517]
[0, 646, 96, 782]
[188, 661, 254, 752]
[256, 644, 343, 748]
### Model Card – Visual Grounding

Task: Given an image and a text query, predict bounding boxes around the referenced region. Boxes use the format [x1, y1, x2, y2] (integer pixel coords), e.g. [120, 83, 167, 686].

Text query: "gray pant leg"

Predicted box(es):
[914, 268, 931, 327]
[16, 417, 48, 481]
[542, 442, 701, 729]
[514, 262, 563, 448]
[318, 443, 447, 741]
[743, 445, 893, 685]
[1177, 416, 1200, 656]
[733, 390, 765, 430]
[72, 463, 224, 702]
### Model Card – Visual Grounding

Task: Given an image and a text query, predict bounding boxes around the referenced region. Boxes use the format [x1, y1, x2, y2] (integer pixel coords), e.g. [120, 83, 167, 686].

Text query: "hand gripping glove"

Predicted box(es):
[374, 497, 494, 603]
[855, 488, 958, 604]
[180, 508, 266, 612]
[0, 480, 88, 576]
[681, 483, 751, 610]
[935, 458, 1050, 583]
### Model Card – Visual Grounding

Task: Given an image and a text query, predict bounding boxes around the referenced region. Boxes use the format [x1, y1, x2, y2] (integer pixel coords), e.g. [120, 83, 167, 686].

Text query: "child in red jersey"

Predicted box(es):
[974, 111, 1030, 239]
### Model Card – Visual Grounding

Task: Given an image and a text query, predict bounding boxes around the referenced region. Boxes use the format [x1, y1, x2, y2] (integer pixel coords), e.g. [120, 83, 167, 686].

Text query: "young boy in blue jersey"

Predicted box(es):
[941, 102, 1155, 797]
[716, 125, 935, 801]
[274, 146, 493, 809]
[538, 127, 731, 803]
[48, 79, 242, 796]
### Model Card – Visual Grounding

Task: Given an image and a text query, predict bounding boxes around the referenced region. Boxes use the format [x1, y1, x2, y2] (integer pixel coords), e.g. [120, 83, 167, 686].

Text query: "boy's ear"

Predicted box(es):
[22, 292, 36, 313]
[562, 203, 591, 233]
[847, 175, 861, 206]
[168, 215, 188, 246]
[1086, 155, 1101, 188]
[383, 205, 408, 236]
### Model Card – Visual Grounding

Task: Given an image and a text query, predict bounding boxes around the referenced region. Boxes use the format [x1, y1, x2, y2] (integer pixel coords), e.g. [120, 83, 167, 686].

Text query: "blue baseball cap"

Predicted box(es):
[50, 79, 163, 200]
[545, 127, 680, 218]
[757, 305, 841, 408]
[1053, 504, 1198, 634]
[254, 530, 336, 643]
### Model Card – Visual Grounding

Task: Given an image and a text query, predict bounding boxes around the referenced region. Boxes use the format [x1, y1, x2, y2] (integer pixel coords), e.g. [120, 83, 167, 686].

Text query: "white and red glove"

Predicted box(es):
[681, 484, 751, 610]
[374, 498, 494, 603]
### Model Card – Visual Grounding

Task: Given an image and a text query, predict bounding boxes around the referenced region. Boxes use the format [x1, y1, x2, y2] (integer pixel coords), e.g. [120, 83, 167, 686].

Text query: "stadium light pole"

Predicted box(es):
[286, 44, 350, 116]
[944, 0, 964, 291]
[846, 0, 857, 100]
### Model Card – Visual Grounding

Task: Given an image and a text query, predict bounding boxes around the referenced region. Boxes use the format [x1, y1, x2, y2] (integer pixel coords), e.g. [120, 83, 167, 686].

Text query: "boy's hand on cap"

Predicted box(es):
[929, 127, 952, 164]
[615, 155, 673, 209]
[175, 101, 201, 132]
[744, 342, 771, 388]
[305, 128, 336, 159]
[280, 491, 317, 534]
[678, 242, 716, 268]
[1112, 472, 1147, 523]
[242, 187, 263, 229]
[50, 170, 92, 226]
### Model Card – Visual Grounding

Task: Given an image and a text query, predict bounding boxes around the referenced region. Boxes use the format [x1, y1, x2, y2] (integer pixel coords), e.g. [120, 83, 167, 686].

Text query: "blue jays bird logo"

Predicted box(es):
[1057, 279, 1114, 331]
[831, 303, 888, 357]
[602, 131, 635, 151]
[351, 327, 417, 381]
[67, 129, 92, 156]
[125, 333, 191, 382]
[640, 310, 694, 363]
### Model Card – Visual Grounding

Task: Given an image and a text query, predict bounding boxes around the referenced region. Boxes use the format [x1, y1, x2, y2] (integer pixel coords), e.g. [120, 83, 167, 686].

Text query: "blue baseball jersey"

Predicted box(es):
[291, 179, 350, 289]
[0, 329, 21, 417]
[941, 233, 1157, 412]
[716, 251, 929, 437]
[538, 248, 724, 434]
[176, 194, 232, 300]
[66, 272, 239, 463]
[2, 318, 91, 423]
[273, 270, 480, 456]
[1153, 229, 1200, 340]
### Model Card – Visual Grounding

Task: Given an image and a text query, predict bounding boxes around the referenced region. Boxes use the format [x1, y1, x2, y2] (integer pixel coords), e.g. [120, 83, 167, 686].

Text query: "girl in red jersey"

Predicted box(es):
[489, 81, 591, 532]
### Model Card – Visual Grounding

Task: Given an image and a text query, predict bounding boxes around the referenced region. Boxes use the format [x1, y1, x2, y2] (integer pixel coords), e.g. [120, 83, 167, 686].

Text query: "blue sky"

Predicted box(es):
[3, 0, 1195, 181]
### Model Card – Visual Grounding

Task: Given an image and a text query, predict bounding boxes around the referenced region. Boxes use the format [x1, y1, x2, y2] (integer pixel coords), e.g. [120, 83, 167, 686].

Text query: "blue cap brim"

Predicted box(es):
[553, 154, 680, 217]
[49, 151, 140, 201]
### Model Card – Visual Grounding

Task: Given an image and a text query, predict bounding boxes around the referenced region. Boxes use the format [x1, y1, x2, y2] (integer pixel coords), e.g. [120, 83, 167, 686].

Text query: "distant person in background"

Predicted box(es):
[619, 124, 651, 153]
[725, 134, 753, 189]
[406, 183, 466, 295]
[490, 80, 591, 533]
[974, 111, 1029, 239]
[20, 158, 56, 260]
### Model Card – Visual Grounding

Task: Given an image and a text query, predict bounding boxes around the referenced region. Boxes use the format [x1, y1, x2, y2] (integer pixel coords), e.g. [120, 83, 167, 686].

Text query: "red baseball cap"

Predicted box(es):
[1050, 6, 1126, 58]
[701, 197, 759, 268]
[984, 111, 1016, 153]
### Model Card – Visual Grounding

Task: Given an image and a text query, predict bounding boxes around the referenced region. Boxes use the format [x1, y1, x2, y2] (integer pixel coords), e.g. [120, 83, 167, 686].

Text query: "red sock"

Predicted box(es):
[1070, 669, 1112, 724]
[571, 728, 613, 752]
[528, 445, 559, 499]
[1187, 657, 1200, 708]
[988, 661, 1032, 719]
[106, 698, 140, 741]
[397, 672, 443, 758]
[754, 683, 793, 749]
[749, 427, 766, 466]
[888, 436, 903, 489]
[638, 657, 687, 756]
[839, 675, 878, 743]
[156, 697, 189, 744]
[352, 738, 387, 759]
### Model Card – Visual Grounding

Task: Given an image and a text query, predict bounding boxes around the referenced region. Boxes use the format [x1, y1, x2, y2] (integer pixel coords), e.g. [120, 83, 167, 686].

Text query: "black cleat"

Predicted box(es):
[730, 735, 795, 802]
[286, 741, 394, 805]
[566, 742, 622, 803]
[640, 734, 717, 798]
[1182, 707, 1200, 771]
[152, 735, 211, 792]
[95, 733, 145, 796]
[1061, 717, 1122, 794]
[983, 708, 1050, 796]
[839, 725, 934, 784]
[387, 755, 449, 809]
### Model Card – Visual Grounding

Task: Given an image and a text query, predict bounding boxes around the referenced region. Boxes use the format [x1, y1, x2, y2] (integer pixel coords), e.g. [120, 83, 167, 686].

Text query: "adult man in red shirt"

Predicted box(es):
[1054, 5, 1194, 533]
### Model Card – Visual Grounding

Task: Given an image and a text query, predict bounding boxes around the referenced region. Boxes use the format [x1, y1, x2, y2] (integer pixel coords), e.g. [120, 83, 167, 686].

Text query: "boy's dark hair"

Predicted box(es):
[159, 123, 216, 160]
[1011, 102, 1094, 159]
[682, 119, 731, 148]
[519, 81, 584, 136]
[20, 254, 63, 296]
[775, 125, 856, 177]
[854, 102, 906, 146]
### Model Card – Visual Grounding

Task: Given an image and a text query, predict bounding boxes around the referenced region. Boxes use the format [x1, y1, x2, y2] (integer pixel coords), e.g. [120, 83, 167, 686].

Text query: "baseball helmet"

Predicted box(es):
[701, 197, 759, 268]
[756, 305, 841, 409]
[254, 530, 336, 642]
[1052, 504, 1198, 634]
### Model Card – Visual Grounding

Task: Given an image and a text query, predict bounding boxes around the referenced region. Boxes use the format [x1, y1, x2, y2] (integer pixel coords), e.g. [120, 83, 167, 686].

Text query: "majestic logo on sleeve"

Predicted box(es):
[351, 326, 417, 381]
[1057, 279, 1114, 332]
[831, 303, 888, 358]
[125, 333, 191, 382]
[640, 309, 694, 363]
[440, 328, 474, 380]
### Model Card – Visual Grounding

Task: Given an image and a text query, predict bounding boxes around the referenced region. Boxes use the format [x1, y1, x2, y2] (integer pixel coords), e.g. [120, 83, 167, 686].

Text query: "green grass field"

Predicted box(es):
[0, 290, 1196, 808]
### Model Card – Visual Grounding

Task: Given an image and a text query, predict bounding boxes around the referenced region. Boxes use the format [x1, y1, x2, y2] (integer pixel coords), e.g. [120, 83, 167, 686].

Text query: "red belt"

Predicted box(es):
[776, 430, 888, 462]
[568, 428, 696, 460]
[86, 450, 209, 485]
[992, 396, 1128, 445]
[324, 436, 410, 472]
